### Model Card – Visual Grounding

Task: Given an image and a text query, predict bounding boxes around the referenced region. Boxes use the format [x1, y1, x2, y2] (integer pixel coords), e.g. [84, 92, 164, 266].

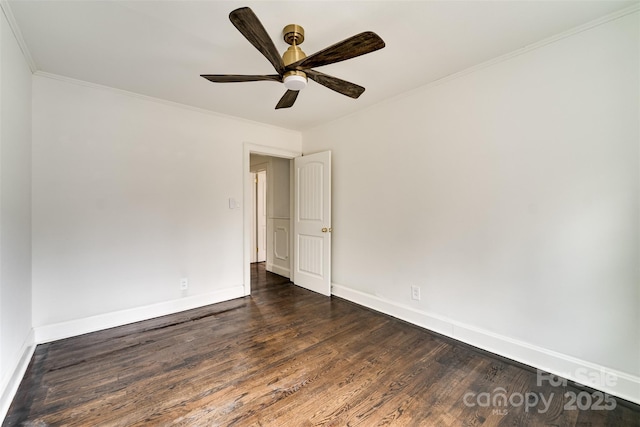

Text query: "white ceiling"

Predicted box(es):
[7, 0, 636, 131]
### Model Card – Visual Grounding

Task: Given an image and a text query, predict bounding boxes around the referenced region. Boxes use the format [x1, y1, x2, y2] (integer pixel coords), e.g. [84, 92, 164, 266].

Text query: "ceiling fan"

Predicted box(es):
[201, 7, 385, 109]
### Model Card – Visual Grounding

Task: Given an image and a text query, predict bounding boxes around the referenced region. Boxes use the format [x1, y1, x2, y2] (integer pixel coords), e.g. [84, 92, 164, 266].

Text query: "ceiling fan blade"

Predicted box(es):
[201, 74, 282, 83]
[305, 70, 365, 99]
[275, 90, 299, 109]
[229, 7, 285, 75]
[288, 31, 385, 70]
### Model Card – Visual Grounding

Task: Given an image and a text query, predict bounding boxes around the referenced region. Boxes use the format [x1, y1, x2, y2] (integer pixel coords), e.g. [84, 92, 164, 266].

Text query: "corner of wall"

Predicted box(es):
[0, 2, 35, 423]
[0, 329, 35, 422]
[0, 1, 37, 73]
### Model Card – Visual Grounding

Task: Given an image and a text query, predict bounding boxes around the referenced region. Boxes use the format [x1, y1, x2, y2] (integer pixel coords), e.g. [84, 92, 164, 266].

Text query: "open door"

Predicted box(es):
[293, 151, 331, 296]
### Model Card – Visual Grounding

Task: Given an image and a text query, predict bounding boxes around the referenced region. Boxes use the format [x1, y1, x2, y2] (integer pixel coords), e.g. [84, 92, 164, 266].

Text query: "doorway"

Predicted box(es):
[243, 144, 332, 297]
[249, 152, 293, 291]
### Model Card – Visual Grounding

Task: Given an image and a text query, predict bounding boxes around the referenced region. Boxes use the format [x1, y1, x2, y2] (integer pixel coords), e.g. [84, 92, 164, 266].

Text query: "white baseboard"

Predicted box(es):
[266, 263, 290, 279]
[2, 286, 245, 424]
[331, 283, 640, 405]
[0, 329, 36, 422]
[34, 285, 245, 344]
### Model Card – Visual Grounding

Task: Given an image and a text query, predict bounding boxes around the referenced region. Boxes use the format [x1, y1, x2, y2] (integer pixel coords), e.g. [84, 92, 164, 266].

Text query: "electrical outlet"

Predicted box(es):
[411, 285, 421, 301]
[180, 278, 189, 290]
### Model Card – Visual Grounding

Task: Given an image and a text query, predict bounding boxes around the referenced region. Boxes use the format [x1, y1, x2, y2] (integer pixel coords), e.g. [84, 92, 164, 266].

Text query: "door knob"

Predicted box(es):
[322, 227, 328, 233]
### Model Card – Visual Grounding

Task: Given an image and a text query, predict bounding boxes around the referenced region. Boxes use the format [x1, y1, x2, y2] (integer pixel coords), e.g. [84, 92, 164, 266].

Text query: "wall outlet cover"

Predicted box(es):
[411, 285, 420, 301]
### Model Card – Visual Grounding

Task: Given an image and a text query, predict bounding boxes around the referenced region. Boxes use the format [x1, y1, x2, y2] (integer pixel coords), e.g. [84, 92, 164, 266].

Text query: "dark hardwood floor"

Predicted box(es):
[4, 263, 639, 426]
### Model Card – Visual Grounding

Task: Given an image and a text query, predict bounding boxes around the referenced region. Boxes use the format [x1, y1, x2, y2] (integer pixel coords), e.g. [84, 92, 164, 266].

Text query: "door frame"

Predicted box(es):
[243, 143, 300, 296]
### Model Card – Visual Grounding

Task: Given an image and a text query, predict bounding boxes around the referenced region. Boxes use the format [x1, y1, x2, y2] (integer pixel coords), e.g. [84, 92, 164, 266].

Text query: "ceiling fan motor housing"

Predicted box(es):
[282, 24, 307, 90]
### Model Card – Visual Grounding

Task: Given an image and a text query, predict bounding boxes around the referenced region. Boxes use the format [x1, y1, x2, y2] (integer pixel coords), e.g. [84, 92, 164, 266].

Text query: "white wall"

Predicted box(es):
[32, 74, 301, 337]
[303, 12, 639, 402]
[0, 6, 33, 417]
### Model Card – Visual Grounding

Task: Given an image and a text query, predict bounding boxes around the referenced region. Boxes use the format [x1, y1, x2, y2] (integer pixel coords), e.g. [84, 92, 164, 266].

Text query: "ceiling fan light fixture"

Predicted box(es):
[283, 71, 307, 91]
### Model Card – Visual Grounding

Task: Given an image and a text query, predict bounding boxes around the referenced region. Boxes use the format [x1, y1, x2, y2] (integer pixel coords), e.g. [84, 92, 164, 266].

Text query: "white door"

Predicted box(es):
[293, 151, 331, 296]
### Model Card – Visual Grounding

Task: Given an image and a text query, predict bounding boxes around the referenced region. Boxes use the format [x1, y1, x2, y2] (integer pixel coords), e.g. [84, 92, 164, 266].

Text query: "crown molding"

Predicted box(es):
[307, 3, 640, 133]
[34, 70, 301, 135]
[0, 0, 37, 73]
[401, 3, 640, 103]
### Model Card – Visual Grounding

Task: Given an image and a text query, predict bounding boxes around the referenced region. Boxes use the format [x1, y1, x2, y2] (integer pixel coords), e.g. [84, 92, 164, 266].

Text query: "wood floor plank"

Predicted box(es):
[4, 263, 639, 426]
